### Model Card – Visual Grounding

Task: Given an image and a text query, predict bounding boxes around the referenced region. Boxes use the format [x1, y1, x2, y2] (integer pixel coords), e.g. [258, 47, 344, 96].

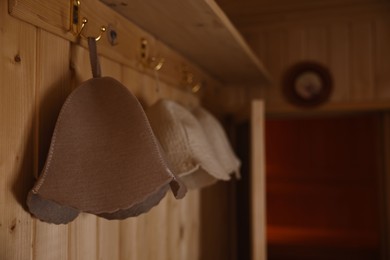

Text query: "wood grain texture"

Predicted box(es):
[69, 214, 98, 260]
[251, 100, 266, 260]
[68, 44, 99, 260]
[9, 0, 268, 87]
[144, 197, 169, 260]
[384, 113, 390, 259]
[119, 217, 137, 260]
[263, 30, 285, 106]
[33, 29, 71, 260]
[349, 20, 374, 101]
[306, 25, 329, 64]
[98, 219, 120, 260]
[285, 28, 306, 67]
[100, 0, 269, 84]
[166, 193, 181, 260]
[179, 190, 200, 260]
[0, 1, 36, 259]
[121, 65, 200, 109]
[200, 183, 235, 260]
[95, 56, 122, 260]
[329, 23, 349, 102]
[374, 18, 390, 99]
[218, 0, 390, 27]
[240, 9, 390, 114]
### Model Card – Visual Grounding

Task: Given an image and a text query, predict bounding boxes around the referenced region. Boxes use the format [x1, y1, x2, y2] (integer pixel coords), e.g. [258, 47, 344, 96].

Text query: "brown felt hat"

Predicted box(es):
[145, 99, 229, 189]
[192, 107, 241, 179]
[27, 77, 186, 224]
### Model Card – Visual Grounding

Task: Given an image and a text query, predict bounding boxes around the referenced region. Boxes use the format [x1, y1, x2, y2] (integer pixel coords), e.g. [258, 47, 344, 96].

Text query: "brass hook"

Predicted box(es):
[182, 68, 202, 93]
[148, 57, 165, 71]
[70, 0, 106, 41]
[191, 83, 202, 93]
[140, 38, 165, 71]
[78, 18, 106, 42]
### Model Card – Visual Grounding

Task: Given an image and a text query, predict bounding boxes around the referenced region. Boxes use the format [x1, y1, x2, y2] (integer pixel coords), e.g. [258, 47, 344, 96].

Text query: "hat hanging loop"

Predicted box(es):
[88, 37, 102, 78]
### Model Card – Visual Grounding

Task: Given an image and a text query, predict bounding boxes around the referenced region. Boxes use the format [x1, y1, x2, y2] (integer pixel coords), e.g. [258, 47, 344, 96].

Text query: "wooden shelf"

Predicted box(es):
[9, 0, 223, 90]
[100, 0, 270, 85]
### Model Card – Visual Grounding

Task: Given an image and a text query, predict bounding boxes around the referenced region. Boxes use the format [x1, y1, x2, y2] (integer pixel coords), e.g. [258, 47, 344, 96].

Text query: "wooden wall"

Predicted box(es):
[0, 1, 202, 259]
[217, 0, 390, 114]
[265, 115, 382, 259]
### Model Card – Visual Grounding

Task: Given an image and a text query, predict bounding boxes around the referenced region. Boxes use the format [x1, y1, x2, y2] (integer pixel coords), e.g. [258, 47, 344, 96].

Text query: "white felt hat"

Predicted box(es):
[192, 107, 241, 178]
[146, 99, 229, 189]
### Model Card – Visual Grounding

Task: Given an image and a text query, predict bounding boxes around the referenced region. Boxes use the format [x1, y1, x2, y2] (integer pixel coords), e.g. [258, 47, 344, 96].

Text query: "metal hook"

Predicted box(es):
[182, 67, 202, 93]
[148, 57, 165, 71]
[191, 83, 202, 93]
[140, 38, 165, 71]
[70, 0, 106, 41]
[78, 18, 106, 42]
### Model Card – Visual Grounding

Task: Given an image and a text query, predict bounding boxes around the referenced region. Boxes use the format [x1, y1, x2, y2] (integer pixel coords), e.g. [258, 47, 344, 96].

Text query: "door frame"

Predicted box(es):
[250, 100, 266, 260]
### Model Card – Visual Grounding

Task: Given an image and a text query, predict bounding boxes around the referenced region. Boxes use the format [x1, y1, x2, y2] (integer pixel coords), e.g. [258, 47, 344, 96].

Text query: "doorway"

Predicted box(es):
[266, 114, 383, 260]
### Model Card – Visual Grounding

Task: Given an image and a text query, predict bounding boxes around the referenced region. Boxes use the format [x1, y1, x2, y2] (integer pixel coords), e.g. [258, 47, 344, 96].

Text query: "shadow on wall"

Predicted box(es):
[12, 75, 71, 211]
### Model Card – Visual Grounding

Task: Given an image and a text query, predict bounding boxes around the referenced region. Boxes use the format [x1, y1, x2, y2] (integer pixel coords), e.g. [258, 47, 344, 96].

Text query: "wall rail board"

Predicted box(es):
[100, 0, 270, 85]
[9, 0, 270, 88]
[8, 0, 221, 91]
[218, 0, 390, 27]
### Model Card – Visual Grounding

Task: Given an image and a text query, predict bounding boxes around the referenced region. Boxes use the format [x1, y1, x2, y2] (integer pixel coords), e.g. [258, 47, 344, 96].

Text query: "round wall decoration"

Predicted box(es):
[282, 61, 333, 107]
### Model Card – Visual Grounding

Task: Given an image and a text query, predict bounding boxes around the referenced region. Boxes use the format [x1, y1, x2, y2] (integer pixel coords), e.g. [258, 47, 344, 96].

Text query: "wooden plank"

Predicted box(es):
[9, 0, 269, 86]
[245, 32, 267, 66]
[98, 219, 120, 260]
[219, 0, 379, 17]
[143, 197, 169, 260]
[220, 1, 390, 28]
[383, 113, 390, 259]
[100, 0, 270, 84]
[251, 100, 266, 260]
[349, 21, 374, 101]
[200, 183, 233, 260]
[179, 190, 200, 260]
[0, 1, 37, 259]
[286, 27, 306, 67]
[134, 214, 148, 260]
[374, 17, 390, 99]
[306, 25, 329, 64]
[119, 217, 138, 260]
[121, 65, 200, 109]
[68, 44, 98, 260]
[100, 54, 122, 79]
[166, 193, 181, 260]
[263, 30, 285, 104]
[96, 56, 122, 260]
[186, 190, 200, 260]
[33, 29, 71, 260]
[69, 214, 98, 260]
[329, 23, 350, 102]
